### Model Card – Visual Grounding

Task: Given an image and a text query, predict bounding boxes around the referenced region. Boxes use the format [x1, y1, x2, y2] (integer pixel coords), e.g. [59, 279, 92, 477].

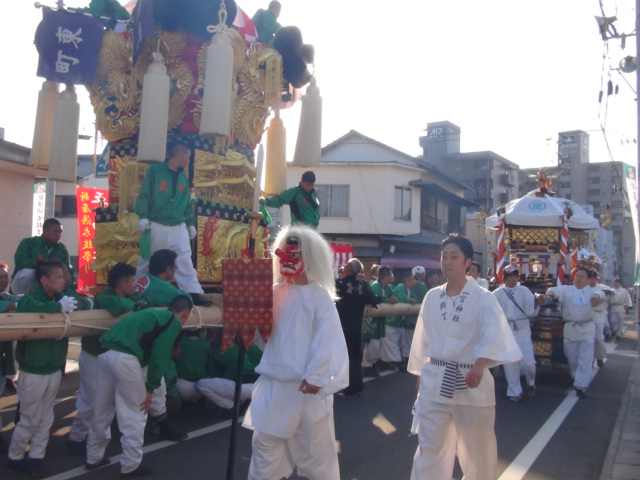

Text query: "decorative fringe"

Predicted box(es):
[200, 32, 234, 139]
[252, 144, 265, 212]
[137, 52, 171, 163]
[48, 85, 79, 182]
[118, 161, 149, 217]
[292, 77, 322, 167]
[30, 81, 59, 168]
[264, 110, 287, 195]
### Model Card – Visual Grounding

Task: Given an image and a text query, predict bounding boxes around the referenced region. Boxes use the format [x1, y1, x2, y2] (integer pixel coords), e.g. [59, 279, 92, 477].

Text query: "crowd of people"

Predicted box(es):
[0, 210, 634, 479]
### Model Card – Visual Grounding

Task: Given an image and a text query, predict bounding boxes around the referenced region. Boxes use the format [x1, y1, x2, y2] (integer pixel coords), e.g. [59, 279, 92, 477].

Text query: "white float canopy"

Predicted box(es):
[485, 190, 600, 230]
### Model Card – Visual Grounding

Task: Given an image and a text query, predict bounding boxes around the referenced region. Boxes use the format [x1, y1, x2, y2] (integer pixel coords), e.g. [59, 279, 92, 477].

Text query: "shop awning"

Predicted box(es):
[379, 253, 440, 269]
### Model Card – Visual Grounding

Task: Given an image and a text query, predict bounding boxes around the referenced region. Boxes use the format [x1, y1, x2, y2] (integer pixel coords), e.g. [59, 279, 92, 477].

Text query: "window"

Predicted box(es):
[394, 187, 411, 221]
[587, 189, 600, 197]
[54, 195, 77, 218]
[315, 185, 349, 217]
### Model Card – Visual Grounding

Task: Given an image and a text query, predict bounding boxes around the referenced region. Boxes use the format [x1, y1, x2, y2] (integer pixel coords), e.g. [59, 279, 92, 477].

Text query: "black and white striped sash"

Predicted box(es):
[429, 359, 472, 398]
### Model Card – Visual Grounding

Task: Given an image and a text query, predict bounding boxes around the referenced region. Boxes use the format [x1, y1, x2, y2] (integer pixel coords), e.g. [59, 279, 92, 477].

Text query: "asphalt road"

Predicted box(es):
[0, 335, 636, 480]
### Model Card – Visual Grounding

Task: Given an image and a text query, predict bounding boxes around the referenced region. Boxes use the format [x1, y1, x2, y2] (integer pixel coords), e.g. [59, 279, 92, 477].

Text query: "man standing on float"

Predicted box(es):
[134, 144, 205, 303]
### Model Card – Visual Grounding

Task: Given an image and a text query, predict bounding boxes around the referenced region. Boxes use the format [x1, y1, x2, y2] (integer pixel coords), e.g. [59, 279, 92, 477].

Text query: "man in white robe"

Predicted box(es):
[468, 261, 489, 290]
[587, 270, 611, 367]
[243, 226, 348, 480]
[609, 279, 632, 339]
[493, 265, 538, 401]
[408, 234, 521, 480]
[537, 267, 606, 397]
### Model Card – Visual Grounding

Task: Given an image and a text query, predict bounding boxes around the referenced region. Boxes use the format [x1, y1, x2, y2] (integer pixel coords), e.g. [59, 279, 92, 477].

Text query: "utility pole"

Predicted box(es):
[634, 0, 640, 322]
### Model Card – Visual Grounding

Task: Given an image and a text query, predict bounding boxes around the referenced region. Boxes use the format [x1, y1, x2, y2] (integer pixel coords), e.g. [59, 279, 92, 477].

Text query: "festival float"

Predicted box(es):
[0, 0, 419, 344]
[484, 170, 602, 365]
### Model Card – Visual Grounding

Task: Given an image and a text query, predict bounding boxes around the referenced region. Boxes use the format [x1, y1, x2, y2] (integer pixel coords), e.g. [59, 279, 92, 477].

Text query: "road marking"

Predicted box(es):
[44, 419, 236, 480]
[498, 390, 577, 480]
[498, 340, 623, 480]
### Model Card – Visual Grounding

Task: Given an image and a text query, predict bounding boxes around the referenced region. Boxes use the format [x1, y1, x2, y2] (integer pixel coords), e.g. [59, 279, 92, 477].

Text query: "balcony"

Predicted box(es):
[422, 215, 442, 233]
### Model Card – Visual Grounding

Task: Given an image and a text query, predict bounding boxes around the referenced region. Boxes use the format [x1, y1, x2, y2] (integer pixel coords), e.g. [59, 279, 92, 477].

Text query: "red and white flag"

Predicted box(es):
[233, 6, 258, 46]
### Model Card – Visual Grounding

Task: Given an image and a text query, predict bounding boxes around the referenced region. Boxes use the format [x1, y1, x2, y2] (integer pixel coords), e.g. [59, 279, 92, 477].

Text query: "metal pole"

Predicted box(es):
[225, 336, 246, 480]
[633, 0, 640, 326]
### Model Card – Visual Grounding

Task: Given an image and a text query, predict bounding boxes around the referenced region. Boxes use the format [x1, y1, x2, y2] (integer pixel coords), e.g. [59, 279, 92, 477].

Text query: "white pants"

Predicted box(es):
[87, 350, 147, 474]
[504, 335, 536, 397]
[402, 328, 414, 359]
[248, 405, 340, 480]
[196, 378, 253, 409]
[362, 339, 381, 368]
[609, 311, 624, 337]
[10, 269, 37, 295]
[69, 350, 99, 442]
[176, 379, 202, 403]
[411, 398, 497, 480]
[594, 321, 606, 361]
[147, 375, 166, 418]
[9, 370, 62, 460]
[380, 326, 402, 363]
[135, 222, 203, 294]
[564, 338, 595, 390]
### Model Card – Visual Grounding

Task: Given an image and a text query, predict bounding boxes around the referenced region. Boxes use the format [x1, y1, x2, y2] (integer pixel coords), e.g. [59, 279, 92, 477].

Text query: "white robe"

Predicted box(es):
[243, 284, 348, 480]
[408, 277, 522, 407]
[408, 278, 521, 480]
[493, 285, 538, 396]
[547, 285, 606, 390]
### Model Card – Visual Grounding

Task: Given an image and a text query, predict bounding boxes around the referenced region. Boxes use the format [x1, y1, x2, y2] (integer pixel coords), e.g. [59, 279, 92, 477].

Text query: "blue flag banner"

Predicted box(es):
[36, 8, 104, 85]
[95, 143, 111, 178]
[132, 0, 155, 65]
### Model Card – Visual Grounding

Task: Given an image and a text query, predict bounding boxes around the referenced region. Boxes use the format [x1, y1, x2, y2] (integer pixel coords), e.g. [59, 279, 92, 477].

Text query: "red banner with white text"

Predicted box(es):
[76, 187, 109, 294]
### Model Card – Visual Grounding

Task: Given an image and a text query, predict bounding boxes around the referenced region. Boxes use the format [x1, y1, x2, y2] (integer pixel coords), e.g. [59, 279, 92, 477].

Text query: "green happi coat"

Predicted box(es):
[393, 283, 419, 329]
[134, 161, 194, 227]
[15, 286, 69, 375]
[133, 273, 191, 308]
[414, 280, 429, 304]
[0, 292, 17, 377]
[362, 281, 394, 341]
[100, 309, 182, 393]
[13, 235, 73, 277]
[265, 184, 320, 228]
[212, 344, 262, 380]
[82, 287, 143, 356]
[175, 335, 216, 382]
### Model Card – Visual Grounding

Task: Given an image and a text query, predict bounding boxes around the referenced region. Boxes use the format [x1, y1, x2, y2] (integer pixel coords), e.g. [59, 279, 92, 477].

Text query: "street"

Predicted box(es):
[0, 329, 637, 480]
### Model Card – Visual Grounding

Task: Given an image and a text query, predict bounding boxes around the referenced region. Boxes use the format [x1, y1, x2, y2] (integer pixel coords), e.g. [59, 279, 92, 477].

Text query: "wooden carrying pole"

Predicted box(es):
[0, 304, 223, 342]
[0, 302, 418, 342]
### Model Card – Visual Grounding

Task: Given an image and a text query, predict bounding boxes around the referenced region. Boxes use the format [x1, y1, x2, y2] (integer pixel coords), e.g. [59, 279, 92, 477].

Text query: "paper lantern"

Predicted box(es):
[264, 110, 287, 195]
[137, 52, 170, 163]
[48, 84, 79, 182]
[292, 77, 322, 166]
[29, 81, 59, 168]
[200, 32, 233, 139]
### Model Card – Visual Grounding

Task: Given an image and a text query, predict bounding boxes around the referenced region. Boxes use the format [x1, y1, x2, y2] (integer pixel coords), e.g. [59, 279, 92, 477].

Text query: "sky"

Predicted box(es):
[1, 0, 637, 171]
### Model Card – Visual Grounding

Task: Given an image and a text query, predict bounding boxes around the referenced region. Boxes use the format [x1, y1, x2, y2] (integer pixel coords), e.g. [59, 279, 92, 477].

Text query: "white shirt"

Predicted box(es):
[244, 284, 348, 437]
[493, 285, 538, 338]
[475, 277, 489, 290]
[547, 285, 606, 341]
[408, 278, 521, 406]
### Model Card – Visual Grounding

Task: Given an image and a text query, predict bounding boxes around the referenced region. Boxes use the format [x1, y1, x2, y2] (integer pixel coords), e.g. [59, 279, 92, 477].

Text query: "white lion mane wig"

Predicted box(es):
[272, 225, 336, 298]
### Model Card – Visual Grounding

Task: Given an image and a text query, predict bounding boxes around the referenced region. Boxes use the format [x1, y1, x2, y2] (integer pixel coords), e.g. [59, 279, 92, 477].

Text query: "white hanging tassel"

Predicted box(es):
[200, 2, 234, 139]
[137, 50, 170, 162]
[292, 77, 322, 167]
[48, 84, 79, 182]
[30, 81, 59, 168]
[264, 110, 287, 195]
